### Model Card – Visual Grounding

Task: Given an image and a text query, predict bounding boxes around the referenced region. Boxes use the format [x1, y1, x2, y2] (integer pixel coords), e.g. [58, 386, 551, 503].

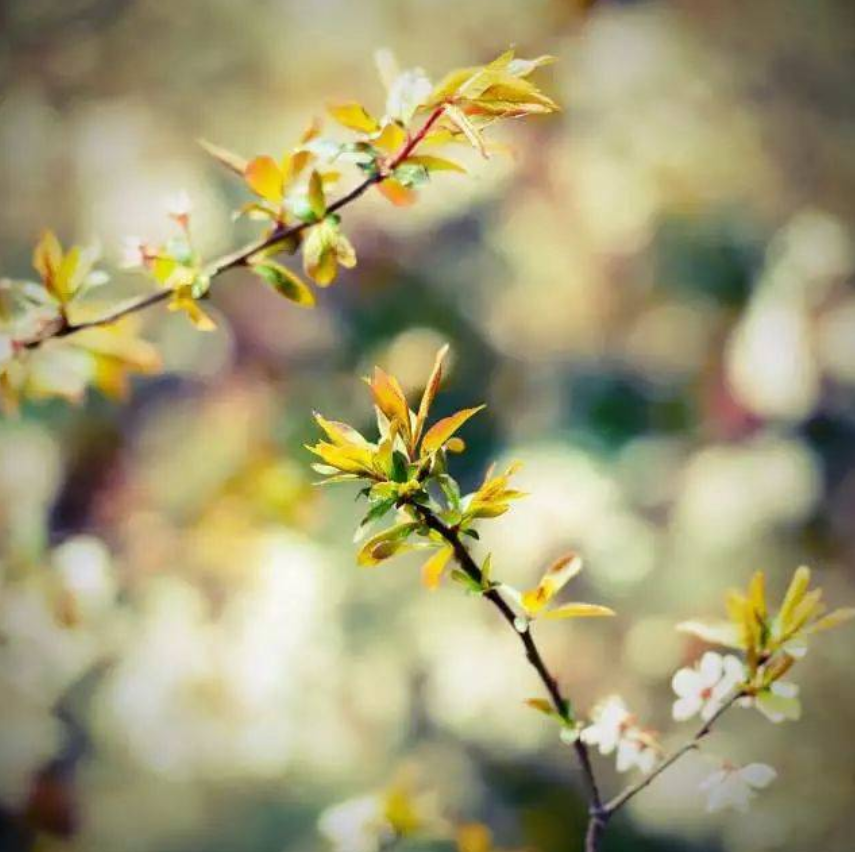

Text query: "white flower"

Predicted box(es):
[742, 680, 801, 723]
[616, 736, 657, 774]
[581, 696, 631, 754]
[165, 190, 192, 222]
[119, 236, 147, 269]
[671, 652, 745, 722]
[317, 794, 392, 852]
[700, 763, 777, 813]
[582, 695, 659, 774]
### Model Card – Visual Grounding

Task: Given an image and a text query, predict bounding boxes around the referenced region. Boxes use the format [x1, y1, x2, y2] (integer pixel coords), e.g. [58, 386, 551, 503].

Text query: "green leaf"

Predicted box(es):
[251, 261, 315, 307]
[450, 568, 484, 594]
[390, 450, 410, 483]
[393, 162, 430, 189]
[359, 495, 398, 528]
[307, 169, 327, 220]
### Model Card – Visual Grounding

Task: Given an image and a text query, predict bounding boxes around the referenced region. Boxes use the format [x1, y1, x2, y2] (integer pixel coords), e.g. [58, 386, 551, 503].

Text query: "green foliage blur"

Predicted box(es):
[1, 1, 854, 851]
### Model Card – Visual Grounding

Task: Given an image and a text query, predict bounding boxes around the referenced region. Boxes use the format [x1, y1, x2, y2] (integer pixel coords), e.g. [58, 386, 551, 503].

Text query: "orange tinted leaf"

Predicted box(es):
[244, 155, 284, 203]
[421, 405, 485, 454]
[377, 179, 417, 207]
[371, 366, 411, 434]
[413, 344, 448, 447]
[421, 545, 453, 590]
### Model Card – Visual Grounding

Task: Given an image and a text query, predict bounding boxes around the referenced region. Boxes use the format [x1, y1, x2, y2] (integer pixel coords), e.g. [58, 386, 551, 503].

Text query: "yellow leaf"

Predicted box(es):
[542, 602, 615, 620]
[537, 553, 583, 597]
[32, 229, 64, 299]
[413, 344, 449, 448]
[457, 824, 492, 852]
[370, 366, 411, 435]
[421, 545, 453, 590]
[778, 565, 811, 630]
[421, 405, 485, 455]
[809, 607, 855, 633]
[327, 102, 380, 134]
[306, 440, 375, 476]
[374, 122, 407, 153]
[357, 522, 419, 566]
[168, 288, 216, 331]
[314, 413, 372, 448]
[282, 149, 312, 187]
[402, 154, 467, 174]
[307, 169, 326, 219]
[444, 104, 487, 158]
[244, 155, 284, 203]
[525, 698, 556, 715]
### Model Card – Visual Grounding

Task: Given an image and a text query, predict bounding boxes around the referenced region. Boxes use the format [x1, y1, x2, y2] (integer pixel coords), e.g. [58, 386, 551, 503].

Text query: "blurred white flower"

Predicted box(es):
[700, 763, 776, 813]
[582, 696, 658, 774]
[165, 190, 192, 225]
[581, 695, 630, 754]
[616, 736, 657, 774]
[671, 652, 745, 722]
[119, 236, 147, 269]
[317, 794, 392, 852]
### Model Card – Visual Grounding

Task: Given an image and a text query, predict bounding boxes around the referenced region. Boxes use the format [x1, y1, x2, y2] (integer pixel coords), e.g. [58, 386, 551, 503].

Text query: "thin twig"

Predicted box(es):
[602, 691, 743, 816]
[19, 105, 448, 351]
[412, 507, 605, 826]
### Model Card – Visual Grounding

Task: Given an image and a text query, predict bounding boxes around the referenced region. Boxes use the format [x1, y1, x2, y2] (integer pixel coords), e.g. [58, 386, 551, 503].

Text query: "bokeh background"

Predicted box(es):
[1, 0, 855, 850]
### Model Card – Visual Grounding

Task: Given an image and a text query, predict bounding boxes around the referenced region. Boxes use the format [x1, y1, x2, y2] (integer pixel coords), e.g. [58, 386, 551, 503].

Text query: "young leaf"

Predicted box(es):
[251, 261, 315, 307]
[421, 405, 485, 454]
[421, 545, 454, 590]
[444, 105, 487, 158]
[244, 155, 284, 203]
[307, 169, 327, 220]
[198, 138, 248, 175]
[327, 102, 380, 134]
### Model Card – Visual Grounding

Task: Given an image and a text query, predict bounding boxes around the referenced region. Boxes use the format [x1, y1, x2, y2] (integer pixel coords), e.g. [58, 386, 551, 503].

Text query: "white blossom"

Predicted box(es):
[671, 652, 745, 722]
[317, 794, 392, 852]
[582, 695, 658, 774]
[700, 763, 777, 813]
[164, 190, 192, 222]
[119, 236, 147, 269]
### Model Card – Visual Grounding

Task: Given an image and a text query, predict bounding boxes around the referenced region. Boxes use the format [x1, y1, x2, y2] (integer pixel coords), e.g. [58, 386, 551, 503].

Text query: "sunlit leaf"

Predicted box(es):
[244, 155, 284, 203]
[252, 261, 315, 307]
[421, 405, 485, 454]
[328, 102, 380, 134]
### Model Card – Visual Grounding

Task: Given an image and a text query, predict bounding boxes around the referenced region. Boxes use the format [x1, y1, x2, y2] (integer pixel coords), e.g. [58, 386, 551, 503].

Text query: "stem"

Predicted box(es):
[19, 106, 448, 351]
[602, 691, 743, 816]
[412, 507, 605, 831]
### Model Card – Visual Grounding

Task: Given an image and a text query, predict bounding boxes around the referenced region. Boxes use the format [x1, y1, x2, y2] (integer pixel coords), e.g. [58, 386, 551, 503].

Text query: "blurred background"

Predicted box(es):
[1, 0, 854, 850]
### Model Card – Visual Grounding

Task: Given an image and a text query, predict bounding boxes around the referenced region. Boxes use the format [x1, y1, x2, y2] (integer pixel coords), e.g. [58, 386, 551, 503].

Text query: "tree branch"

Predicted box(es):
[602, 691, 743, 817]
[412, 506, 606, 840]
[19, 105, 448, 351]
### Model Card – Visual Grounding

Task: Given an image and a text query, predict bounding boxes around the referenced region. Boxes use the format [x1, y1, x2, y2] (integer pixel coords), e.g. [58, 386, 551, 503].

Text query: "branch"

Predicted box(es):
[19, 106, 447, 351]
[412, 507, 606, 833]
[602, 691, 744, 817]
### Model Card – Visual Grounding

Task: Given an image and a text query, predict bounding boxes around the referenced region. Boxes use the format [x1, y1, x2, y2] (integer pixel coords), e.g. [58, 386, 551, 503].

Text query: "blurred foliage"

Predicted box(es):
[1, 0, 855, 851]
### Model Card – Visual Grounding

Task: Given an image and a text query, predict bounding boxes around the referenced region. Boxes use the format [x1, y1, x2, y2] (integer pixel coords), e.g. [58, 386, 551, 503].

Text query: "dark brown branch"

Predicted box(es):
[412, 506, 606, 834]
[19, 105, 448, 351]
